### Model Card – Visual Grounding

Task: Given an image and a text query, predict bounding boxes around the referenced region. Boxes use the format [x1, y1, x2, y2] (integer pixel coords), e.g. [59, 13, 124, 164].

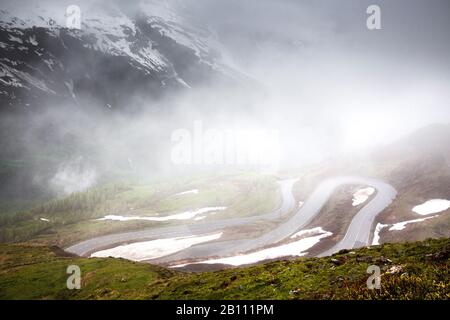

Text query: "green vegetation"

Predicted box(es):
[0, 173, 280, 246]
[0, 238, 448, 300]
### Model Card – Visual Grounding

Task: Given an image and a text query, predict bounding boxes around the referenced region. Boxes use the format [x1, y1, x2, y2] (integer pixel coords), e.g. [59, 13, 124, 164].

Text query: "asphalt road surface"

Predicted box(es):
[65, 176, 397, 263]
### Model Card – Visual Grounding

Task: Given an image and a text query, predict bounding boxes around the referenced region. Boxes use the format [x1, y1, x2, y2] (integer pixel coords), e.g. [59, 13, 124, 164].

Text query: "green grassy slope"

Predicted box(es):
[0, 238, 448, 300]
[0, 173, 281, 246]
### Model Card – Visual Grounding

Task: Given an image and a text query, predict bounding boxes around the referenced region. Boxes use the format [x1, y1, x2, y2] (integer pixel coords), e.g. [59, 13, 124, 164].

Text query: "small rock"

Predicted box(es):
[356, 256, 373, 263]
[331, 258, 343, 266]
[289, 289, 300, 295]
[377, 256, 392, 264]
[427, 247, 450, 261]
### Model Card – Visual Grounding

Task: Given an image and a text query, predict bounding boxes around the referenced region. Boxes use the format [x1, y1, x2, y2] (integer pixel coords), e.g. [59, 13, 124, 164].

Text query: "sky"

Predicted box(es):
[185, 0, 450, 153]
[1, 0, 449, 190]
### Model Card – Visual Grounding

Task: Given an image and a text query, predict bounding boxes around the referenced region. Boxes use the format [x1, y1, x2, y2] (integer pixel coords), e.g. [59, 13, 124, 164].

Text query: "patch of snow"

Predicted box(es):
[28, 35, 38, 46]
[372, 223, 388, 245]
[91, 232, 223, 261]
[176, 77, 191, 88]
[1, 58, 18, 66]
[389, 215, 438, 231]
[97, 206, 226, 222]
[78, 10, 168, 73]
[352, 187, 375, 206]
[8, 35, 23, 43]
[290, 227, 327, 239]
[372, 202, 446, 241]
[43, 59, 56, 71]
[0, 62, 55, 93]
[40, 218, 50, 222]
[412, 199, 450, 215]
[174, 189, 199, 196]
[173, 229, 333, 267]
[0, 63, 24, 88]
[64, 80, 76, 99]
[0, 6, 64, 30]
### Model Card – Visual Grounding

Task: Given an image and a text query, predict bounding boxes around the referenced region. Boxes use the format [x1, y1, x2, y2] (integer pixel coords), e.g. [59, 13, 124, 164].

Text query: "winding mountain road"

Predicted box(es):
[65, 179, 298, 257]
[65, 176, 397, 263]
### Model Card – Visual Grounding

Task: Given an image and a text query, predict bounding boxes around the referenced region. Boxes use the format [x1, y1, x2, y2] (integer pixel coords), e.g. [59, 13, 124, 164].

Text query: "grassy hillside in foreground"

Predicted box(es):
[0, 238, 448, 300]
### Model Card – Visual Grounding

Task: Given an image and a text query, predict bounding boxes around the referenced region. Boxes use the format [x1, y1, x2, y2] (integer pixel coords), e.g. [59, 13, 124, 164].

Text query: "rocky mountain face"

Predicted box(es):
[0, 1, 237, 111]
[0, 1, 247, 201]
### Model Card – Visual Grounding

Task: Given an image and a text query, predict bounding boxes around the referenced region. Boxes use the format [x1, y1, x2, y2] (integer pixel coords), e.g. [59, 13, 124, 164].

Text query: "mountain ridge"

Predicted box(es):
[0, 1, 241, 111]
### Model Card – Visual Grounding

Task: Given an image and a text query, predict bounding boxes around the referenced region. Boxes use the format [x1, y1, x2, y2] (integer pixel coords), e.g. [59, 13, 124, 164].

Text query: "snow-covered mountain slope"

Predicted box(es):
[0, 1, 238, 110]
